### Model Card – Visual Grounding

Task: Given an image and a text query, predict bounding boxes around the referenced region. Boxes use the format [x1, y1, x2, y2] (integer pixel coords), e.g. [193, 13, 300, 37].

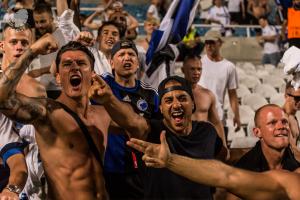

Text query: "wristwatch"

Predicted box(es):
[5, 184, 22, 195]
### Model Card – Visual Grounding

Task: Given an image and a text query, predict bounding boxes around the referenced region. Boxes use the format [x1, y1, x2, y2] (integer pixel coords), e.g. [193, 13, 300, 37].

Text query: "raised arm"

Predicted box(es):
[89, 74, 150, 140]
[83, 10, 103, 30]
[127, 132, 297, 200]
[0, 34, 58, 123]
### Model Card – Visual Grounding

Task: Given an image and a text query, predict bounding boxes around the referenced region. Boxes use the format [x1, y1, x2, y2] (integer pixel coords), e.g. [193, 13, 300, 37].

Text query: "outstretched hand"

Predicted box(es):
[127, 131, 171, 168]
[88, 74, 113, 105]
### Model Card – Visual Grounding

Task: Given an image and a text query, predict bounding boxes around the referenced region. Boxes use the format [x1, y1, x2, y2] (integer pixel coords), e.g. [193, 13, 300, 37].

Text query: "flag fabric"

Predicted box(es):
[145, 0, 200, 66]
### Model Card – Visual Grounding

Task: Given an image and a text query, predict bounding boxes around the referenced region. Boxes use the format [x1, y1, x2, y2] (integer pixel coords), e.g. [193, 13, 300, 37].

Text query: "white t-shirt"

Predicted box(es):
[199, 55, 238, 120]
[228, 0, 242, 12]
[147, 4, 160, 21]
[208, 5, 231, 29]
[262, 25, 280, 54]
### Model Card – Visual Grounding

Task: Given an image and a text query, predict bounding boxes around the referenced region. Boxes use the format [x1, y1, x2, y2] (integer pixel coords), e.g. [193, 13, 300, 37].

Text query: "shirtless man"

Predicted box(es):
[181, 55, 228, 158]
[0, 23, 46, 199]
[127, 105, 300, 200]
[0, 36, 111, 199]
[283, 81, 300, 161]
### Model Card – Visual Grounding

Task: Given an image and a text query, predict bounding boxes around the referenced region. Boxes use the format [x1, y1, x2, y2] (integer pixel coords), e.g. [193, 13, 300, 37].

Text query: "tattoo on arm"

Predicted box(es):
[0, 93, 47, 124]
[0, 49, 36, 100]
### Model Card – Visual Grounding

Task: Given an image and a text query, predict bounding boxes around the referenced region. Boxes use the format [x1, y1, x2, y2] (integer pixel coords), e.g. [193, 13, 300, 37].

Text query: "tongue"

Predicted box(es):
[174, 117, 183, 123]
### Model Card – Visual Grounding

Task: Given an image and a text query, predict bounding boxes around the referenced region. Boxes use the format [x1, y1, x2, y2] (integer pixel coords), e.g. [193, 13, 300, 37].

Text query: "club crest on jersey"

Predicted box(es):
[137, 99, 148, 111]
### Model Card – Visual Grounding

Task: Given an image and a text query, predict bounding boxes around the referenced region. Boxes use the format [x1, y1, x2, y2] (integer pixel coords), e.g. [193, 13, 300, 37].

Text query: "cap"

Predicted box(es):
[111, 39, 138, 58]
[204, 30, 223, 42]
[158, 76, 196, 112]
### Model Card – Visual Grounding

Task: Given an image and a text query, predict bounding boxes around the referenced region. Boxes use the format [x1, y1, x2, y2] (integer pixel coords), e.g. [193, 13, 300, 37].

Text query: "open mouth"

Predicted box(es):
[70, 75, 82, 87]
[275, 131, 288, 137]
[124, 63, 132, 69]
[171, 109, 184, 124]
[106, 39, 114, 46]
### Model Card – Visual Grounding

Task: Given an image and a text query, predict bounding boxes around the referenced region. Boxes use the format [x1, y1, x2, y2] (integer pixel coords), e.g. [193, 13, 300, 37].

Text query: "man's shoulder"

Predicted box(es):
[197, 85, 215, 99]
[139, 80, 158, 94]
[221, 58, 235, 68]
[192, 120, 216, 132]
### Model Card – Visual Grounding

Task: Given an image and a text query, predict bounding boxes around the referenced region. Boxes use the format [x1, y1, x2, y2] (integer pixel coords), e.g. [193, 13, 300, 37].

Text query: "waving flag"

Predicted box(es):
[146, 0, 200, 66]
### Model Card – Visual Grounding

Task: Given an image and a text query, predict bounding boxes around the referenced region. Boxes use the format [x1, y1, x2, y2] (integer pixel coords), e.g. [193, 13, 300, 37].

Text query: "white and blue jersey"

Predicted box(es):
[0, 113, 26, 165]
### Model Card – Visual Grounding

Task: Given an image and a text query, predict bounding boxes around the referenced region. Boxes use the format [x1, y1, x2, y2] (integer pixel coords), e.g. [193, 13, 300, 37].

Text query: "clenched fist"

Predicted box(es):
[30, 33, 59, 56]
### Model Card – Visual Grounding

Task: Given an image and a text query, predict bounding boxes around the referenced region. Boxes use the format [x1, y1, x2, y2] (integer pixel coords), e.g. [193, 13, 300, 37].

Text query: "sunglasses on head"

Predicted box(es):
[287, 93, 300, 102]
[205, 40, 217, 45]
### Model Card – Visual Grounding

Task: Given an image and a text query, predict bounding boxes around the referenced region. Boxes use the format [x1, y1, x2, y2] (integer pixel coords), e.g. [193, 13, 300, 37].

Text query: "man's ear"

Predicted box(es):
[55, 73, 61, 86]
[159, 104, 163, 113]
[110, 59, 115, 70]
[253, 127, 262, 139]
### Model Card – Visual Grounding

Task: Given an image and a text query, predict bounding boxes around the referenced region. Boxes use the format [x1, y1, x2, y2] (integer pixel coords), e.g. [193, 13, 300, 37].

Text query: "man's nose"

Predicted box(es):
[16, 41, 24, 50]
[173, 99, 182, 108]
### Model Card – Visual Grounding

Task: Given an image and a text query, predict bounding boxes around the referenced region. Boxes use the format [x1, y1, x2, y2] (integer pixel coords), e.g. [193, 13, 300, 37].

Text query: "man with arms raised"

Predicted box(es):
[127, 104, 300, 200]
[90, 75, 222, 199]
[0, 23, 46, 199]
[0, 36, 111, 199]
[181, 55, 228, 159]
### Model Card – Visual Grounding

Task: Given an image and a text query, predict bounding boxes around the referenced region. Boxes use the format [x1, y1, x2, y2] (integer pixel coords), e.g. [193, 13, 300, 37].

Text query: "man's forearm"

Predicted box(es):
[166, 154, 284, 200]
[6, 153, 28, 190]
[167, 154, 233, 188]
[104, 95, 148, 139]
[0, 49, 36, 103]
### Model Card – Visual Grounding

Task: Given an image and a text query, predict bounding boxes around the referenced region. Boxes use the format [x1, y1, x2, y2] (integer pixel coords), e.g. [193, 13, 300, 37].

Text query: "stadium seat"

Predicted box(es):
[262, 76, 286, 92]
[269, 93, 285, 106]
[253, 83, 278, 101]
[239, 75, 261, 92]
[237, 84, 251, 103]
[242, 93, 268, 111]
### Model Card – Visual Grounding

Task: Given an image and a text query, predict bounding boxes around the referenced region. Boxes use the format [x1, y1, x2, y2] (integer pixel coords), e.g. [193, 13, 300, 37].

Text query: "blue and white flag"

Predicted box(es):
[146, 0, 200, 66]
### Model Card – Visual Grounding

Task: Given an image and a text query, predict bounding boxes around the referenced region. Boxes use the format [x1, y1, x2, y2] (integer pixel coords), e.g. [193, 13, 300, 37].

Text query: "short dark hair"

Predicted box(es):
[97, 20, 125, 38]
[55, 41, 95, 72]
[258, 16, 268, 22]
[33, 2, 52, 15]
[183, 55, 201, 66]
[254, 104, 282, 127]
[2, 23, 32, 39]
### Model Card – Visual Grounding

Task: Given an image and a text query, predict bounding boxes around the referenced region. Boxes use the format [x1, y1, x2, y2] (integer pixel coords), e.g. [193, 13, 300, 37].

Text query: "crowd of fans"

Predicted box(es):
[0, 0, 299, 200]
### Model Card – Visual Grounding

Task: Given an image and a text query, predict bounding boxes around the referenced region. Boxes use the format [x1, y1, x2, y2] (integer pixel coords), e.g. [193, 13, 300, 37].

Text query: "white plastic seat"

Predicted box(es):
[270, 93, 285, 106]
[262, 76, 286, 92]
[241, 62, 256, 72]
[253, 84, 278, 101]
[242, 93, 268, 111]
[239, 75, 261, 92]
[237, 84, 251, 103]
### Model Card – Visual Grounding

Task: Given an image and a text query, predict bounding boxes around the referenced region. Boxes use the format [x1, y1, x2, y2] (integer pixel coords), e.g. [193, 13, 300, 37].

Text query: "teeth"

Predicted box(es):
[106, 40, 113, 45]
